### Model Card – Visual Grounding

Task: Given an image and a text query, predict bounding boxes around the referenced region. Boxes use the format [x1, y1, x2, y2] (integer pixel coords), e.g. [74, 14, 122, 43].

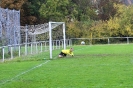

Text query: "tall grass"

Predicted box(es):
[0, 44, 133, 88]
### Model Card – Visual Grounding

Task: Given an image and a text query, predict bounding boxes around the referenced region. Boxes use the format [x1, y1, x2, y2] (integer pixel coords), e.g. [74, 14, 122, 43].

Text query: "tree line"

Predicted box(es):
[0, 0, 133, 38]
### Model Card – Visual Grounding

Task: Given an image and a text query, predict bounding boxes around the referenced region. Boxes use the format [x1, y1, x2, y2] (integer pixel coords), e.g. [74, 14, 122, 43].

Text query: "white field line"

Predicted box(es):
[0, 60, 50, 85]
[53, 56, 58, 59]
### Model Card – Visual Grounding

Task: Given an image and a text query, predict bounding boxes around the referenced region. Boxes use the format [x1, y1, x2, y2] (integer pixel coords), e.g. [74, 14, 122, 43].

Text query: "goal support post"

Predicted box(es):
[49, 22, 66, 59]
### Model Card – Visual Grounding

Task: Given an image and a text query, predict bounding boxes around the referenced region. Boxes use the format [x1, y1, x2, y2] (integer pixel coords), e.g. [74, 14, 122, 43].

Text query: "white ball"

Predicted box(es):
[81, 41, 85, 45]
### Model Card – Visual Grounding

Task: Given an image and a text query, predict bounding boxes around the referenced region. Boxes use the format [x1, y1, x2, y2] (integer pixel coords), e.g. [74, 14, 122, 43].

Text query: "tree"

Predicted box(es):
[0, 0, 26, 10]
[114, 4, 133, 36]
[0, 0, 45, 25]
[39, 0, 70, 22]
[91, 0, 122, 20]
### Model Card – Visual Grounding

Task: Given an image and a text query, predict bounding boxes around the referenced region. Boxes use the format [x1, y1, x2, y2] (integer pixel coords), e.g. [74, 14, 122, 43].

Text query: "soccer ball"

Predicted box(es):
[81, 41, 85, 45]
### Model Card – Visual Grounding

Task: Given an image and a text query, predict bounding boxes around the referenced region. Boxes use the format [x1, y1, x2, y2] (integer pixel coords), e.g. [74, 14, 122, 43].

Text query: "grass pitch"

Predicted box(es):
[0, 44, 133, 88]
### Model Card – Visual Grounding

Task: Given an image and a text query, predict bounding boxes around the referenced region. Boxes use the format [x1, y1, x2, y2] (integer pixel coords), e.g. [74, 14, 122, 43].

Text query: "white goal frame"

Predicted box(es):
[49, 22, 66, 59]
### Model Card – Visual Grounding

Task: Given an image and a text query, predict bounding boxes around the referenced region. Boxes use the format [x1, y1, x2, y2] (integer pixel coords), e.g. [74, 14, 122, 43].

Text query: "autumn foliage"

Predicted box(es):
[0, 0, 133, 38]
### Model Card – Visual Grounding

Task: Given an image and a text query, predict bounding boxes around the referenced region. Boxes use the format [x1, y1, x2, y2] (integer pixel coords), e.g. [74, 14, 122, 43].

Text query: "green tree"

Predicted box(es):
[39, 0, 70, 21]
[107, 17, 120, 36]
[66, 20, 93, 38]
[119, 5, 133, 36]
[93, 4, 133, 38]
[113, 4, 133, 36]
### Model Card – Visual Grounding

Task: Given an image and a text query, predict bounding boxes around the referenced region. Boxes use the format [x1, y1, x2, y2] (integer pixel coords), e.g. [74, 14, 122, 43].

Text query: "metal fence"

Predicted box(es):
[0, 8, 20, 46]
[0, 40, 71, 62]
[1, 37, 132, 62]
[71, 37, 133, 45]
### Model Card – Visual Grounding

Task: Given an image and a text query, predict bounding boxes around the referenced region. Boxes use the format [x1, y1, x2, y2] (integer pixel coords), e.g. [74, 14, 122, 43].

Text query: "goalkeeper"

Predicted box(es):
[58, 48, 74, 58]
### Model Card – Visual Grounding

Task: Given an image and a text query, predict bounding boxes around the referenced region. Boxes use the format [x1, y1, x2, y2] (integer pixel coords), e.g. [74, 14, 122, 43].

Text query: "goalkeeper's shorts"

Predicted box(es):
[59, 52, 67, 57]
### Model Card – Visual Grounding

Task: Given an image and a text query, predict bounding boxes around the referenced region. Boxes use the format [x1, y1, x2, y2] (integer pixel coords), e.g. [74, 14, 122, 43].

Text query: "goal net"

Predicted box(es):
[20, 22, 66, 59]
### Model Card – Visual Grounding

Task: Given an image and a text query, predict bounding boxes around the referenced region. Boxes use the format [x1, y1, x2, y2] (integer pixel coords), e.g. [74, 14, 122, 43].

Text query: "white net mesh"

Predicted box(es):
[0, 8, 20, 46]
[20, 22, 63, 35]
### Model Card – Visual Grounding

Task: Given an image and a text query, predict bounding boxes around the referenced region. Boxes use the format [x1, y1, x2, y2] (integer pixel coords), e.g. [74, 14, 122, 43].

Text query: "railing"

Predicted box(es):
[70, 37, 133, 45]
[0, 40, 71, 62]
[3, 37, 131, 61]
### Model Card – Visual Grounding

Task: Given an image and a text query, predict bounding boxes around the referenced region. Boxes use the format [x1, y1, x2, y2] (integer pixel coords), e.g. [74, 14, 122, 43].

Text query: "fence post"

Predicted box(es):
[25, 43, 27, 55]
[36, 42, 38, 53]
[10, 45, 13, 59]
[31, 43, 33, 54]
[2, 46, 5, 62]
[40, 42, 42, 52]
[56, 40, 57, 49]
[127, 37, 129, 44]
[19, 45, 21, 57]
[108, 38, 110, 44]
[25, 25, 28, 55]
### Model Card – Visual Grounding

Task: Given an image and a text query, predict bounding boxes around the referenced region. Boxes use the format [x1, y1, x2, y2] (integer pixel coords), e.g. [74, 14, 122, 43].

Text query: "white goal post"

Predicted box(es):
[49, 22, 66, 59]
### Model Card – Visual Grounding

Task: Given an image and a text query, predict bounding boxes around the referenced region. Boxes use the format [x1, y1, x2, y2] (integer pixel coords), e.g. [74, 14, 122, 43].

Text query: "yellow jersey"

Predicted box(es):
[61, 49, 74, 56]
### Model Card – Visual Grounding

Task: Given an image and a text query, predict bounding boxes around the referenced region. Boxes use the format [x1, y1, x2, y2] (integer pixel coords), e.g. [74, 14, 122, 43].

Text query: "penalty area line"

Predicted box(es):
[0, 60, 50, 85]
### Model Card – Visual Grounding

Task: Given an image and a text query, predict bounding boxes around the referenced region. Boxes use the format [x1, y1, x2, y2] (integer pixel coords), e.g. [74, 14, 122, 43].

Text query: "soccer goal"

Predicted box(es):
[49, 22, 66, 59]
[20, 22, 66, 59]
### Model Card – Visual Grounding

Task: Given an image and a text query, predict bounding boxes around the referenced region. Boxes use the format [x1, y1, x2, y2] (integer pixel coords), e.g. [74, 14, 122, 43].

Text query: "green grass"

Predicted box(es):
[0, 44, 133, 88]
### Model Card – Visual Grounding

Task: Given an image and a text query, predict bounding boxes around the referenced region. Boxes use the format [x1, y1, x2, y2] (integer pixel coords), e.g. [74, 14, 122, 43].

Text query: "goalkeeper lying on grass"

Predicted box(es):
[58, 48, 74, 58]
